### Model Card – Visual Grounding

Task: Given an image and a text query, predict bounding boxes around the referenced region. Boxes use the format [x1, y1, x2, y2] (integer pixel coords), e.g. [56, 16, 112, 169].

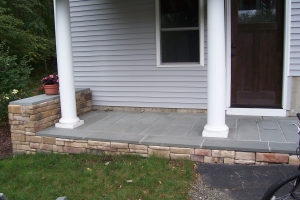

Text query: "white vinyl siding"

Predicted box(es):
[69, 0, 207, 109]
[290, 0, 300, 76]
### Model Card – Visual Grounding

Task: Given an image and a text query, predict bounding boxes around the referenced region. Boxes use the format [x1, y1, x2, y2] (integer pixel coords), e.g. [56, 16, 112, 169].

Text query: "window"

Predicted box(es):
[238, 0, 276, 23]
[156, 0, 204, 67]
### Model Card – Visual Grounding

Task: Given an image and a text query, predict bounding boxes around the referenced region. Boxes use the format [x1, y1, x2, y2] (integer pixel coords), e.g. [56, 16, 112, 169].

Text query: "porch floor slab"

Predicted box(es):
[37, 110, 299, 154]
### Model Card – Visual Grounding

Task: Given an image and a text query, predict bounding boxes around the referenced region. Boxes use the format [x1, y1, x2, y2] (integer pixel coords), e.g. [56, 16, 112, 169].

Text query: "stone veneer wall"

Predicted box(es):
[9, 88, 92, 154]
[93, 105, 207, 114]
[8, 136, 300, 165]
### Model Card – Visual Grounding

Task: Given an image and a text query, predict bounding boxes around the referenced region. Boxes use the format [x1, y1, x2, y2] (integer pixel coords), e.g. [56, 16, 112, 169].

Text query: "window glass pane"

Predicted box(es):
[161, 30, 199, 63]
[238, 0, 276, 23]
[161, 0, 198, 28]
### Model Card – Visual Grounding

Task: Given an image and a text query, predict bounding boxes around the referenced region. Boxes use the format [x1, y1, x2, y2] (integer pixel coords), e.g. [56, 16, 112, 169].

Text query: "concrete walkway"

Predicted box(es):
[37, 110, 299, 154]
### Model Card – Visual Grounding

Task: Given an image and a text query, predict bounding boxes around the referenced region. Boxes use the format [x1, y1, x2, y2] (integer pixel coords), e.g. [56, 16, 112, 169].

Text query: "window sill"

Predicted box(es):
[157, 63, 204, 68]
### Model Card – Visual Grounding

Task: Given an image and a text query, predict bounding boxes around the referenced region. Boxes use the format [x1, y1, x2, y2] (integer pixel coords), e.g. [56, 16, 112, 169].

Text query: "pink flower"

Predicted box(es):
[56, 79, 59, 83]
[49, 75, 54, 78]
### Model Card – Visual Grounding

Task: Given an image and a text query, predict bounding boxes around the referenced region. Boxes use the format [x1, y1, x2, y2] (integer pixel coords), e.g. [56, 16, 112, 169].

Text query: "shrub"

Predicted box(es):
[0, 44, 33, 94]
[0, 89, 30, 125]
[0, 44, 34, 125]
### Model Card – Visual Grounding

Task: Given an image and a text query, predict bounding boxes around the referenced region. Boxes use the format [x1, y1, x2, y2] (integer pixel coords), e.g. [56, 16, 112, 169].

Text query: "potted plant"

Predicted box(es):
[41, 74, 59, 95]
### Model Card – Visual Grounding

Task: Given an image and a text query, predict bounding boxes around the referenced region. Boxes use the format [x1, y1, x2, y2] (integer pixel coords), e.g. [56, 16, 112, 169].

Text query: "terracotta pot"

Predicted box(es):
[43, 84, 59, 95]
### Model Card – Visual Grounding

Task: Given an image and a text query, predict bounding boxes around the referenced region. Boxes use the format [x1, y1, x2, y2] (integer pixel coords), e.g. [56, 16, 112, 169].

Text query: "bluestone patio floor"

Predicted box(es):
[37, 110, 299, 154]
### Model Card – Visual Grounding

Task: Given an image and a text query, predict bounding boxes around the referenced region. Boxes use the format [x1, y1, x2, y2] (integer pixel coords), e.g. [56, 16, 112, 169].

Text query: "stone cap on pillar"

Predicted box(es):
[9, 88, 90, 106]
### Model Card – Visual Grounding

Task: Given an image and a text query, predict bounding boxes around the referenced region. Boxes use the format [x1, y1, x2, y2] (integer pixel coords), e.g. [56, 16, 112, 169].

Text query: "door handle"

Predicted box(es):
[232, 44, 236, 48]
[232, 52, 236, 56]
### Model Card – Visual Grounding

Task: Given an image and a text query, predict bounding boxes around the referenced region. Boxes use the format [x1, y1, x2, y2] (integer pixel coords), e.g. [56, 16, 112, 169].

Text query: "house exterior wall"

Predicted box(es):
[288, 1, 300, 116]
[289, 77, 300, 116]
[69, 0, 208, 110]
[289, 0, 300, 76]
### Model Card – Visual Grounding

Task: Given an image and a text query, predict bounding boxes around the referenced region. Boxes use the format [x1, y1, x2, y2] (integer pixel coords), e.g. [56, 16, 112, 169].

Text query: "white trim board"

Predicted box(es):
[226, 108, 287, 117]
[225, 0, 231, 108]
[282, 0, 292, 110]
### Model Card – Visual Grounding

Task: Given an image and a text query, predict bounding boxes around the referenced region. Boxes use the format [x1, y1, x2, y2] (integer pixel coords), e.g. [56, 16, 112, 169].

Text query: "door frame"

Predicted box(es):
[225, 0, 292, 116]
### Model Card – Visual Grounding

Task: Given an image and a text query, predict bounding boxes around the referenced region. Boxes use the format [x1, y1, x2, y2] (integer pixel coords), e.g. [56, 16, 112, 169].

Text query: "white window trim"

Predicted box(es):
[155, 0, 205, 67]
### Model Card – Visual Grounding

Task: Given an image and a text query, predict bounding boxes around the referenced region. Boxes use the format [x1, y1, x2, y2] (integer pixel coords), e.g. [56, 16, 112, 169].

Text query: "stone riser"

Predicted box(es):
[11, 136, 300, 165]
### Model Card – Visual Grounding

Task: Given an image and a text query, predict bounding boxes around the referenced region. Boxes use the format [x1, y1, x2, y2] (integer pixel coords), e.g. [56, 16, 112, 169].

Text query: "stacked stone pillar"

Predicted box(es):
[9, 89, 92, 154]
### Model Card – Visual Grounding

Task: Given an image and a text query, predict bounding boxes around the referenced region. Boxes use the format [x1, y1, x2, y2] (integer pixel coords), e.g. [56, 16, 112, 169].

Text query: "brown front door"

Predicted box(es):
[231, 0, 284, 108]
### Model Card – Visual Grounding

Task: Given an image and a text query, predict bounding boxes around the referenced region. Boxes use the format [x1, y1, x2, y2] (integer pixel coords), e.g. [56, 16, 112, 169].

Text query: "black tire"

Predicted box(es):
[261, 172, 300, 200]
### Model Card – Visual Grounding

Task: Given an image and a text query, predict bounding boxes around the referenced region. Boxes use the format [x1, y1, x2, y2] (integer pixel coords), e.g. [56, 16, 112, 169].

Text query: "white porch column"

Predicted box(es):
[202, 0, 228, 138]
[54, 0, 83, 129]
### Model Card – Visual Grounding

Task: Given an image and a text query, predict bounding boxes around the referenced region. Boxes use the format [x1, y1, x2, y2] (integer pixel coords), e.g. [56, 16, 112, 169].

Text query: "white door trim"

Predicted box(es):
[226, 108, 287, 117]
[282, 0, 292, 110]
[225, 0, 291, 116]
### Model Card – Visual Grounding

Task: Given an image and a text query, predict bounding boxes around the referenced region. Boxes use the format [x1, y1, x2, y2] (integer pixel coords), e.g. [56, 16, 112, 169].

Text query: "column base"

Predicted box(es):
[202, 124, 229, 138]
[55, 120, 84, 129]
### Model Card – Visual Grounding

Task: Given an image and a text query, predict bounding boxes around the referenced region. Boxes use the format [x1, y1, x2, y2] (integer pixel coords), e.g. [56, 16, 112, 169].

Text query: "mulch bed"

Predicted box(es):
[0, 124, 12, 159]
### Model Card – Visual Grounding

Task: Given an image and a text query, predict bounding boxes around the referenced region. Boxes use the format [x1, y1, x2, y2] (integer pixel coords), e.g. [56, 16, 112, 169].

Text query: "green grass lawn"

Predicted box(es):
[0, 153, 195, 200]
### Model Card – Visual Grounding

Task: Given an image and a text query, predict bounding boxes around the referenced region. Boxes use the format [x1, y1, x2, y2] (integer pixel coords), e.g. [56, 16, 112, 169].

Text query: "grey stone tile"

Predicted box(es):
[76, 113, 110, 130]
[174, 117, 198, 126]
[118, 114, 142, 124]
[143, 123, 171, 136]
[263, 116, 297, 121]
[10, 94, 59, 106]
[165, 125, 191, 136]
[193, 118, 207, 128]
[233, 116, 263, 120]
[195, 113, 207, 118]
[225, 115, 239, 119]
[110, 111, 137, 115]
[141, 135, 203, 148]
[228, 128, 236, 140]
[260, 130, 286, 142]
[85, 121, 114, 131]
[236, 119, 259, 141]
[103, 122, 132, 133]
[124, 123, 152, 134]
[269, 142, 298, 154]
[78, 110, 98, 120]
[155, 116, 178, 124]
[85, 132, 145, 144]
[169, 113, 204, 117]
[278, 120, 298, 142]
[258, 120, 279, 130]
[102, 113, 126, 121]
[37, 128, 88, 140]
[136, 115, 161, 124]
[202, 138, 269, 152]
[226, 119, 237, 128]
[187, 126, 203, 137]
[140, 112, 170, 116]
[187, 118, 206, 137]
